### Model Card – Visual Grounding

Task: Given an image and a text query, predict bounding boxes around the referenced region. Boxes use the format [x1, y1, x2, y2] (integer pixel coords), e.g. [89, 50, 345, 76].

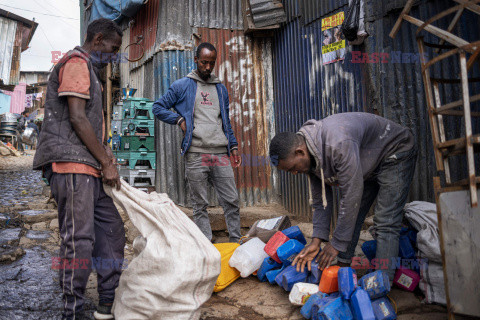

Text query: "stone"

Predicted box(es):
[0, 246, 25, 263]
[18, 209, 57, 224]
[125, 220, 141, 244]
[49, 218, 59, 230]
[25, 230, 51, 241]
[31, 222, 48, 231]
[42, 185, 51, 198]
[364, 215, 374, 227]
[0, 228, 22, 245]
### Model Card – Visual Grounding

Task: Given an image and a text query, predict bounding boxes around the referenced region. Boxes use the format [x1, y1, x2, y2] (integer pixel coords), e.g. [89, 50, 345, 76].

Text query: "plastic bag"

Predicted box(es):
[342, 0, 361, 41]
[241, 215, 291, 244]
[104, 181, 220, 320]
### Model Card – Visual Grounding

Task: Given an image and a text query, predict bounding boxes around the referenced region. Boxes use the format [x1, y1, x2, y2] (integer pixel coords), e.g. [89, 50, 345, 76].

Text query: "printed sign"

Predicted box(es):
[321, 12, 346, 65]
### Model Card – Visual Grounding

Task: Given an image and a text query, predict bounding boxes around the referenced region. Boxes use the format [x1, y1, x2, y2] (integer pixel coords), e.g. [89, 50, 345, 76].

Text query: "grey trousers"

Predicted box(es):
[185, 152, 241, 242]
[48, 171, 125, 320]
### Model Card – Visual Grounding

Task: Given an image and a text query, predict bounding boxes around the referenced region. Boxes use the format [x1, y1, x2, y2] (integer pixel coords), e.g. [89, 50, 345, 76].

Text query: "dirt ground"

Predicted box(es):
[0, 152, 476, 319]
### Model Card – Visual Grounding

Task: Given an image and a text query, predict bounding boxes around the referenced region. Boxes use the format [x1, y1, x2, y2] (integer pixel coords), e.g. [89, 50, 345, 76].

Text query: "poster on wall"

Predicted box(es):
[321, 12, 346, 65]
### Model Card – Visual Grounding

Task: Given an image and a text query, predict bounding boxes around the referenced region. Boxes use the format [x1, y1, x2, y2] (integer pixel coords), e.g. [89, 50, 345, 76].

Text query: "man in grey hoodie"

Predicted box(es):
[269, 112, 416, 280]
[153, 42, 242, 243]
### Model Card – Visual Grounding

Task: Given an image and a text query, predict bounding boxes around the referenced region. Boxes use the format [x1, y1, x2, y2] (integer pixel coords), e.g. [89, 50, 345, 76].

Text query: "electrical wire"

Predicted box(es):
[0, 3, 79, 20]
[32, 0, 79, 30]
[38, 24, 55, 50]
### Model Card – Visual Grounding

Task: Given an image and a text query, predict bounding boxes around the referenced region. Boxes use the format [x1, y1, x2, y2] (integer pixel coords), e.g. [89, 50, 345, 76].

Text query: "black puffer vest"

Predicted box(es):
[33, 46, 104, 170]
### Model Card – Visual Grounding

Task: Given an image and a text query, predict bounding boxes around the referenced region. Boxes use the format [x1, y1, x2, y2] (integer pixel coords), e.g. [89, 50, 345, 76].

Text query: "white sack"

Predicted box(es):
[105, 181, 220, 320]
[403, 201, 442, 263]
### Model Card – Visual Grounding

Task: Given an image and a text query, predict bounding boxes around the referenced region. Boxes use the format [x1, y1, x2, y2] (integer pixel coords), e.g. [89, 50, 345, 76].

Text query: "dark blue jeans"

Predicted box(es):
[337, 146, 417, 280]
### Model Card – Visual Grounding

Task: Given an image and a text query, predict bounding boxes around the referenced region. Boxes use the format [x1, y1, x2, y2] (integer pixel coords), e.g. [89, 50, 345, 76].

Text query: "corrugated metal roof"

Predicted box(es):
[0, 16, 17, 85]
[249, 0, 286, 28]
[188, 0, 243, 30]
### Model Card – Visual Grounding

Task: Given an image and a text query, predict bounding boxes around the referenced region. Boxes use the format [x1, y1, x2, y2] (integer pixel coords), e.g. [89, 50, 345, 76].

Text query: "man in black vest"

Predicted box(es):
[34, 19, 124, 320]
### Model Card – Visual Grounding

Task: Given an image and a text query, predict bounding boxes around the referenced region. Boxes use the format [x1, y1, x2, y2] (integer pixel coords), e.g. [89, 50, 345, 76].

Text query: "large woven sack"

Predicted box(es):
[105, 181, 220, 319]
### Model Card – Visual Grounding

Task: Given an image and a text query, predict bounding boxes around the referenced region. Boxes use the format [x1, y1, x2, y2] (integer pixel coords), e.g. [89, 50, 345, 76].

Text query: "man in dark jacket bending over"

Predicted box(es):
[269, 112, 416, 280]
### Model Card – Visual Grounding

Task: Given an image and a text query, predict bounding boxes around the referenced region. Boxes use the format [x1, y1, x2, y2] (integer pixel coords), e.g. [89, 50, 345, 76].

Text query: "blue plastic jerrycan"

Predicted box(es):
[371, 297, 396, 320]
[281, 265, 308, 291]
[361, 240, 377, 262]
[266, 266, 284, 284]
[257, 257, 282, 282]
[312, 295, 353, 320]
[300, 291, 329, 319]
[277, 239, 305, 266]
[338, 267, 357, 300]
[306, 259, 322, 284]
[308, 293, 339, 320]
[358, 270, 391, 300]
[275, 266, 291, 287]
[282, 226, 307, 245]
[350, 288, 375, 320]
[399, 235, 416, 259]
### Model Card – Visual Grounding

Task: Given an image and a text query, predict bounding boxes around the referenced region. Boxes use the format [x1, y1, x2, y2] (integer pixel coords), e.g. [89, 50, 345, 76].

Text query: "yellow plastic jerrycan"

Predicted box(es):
[213, 243, 241, 292]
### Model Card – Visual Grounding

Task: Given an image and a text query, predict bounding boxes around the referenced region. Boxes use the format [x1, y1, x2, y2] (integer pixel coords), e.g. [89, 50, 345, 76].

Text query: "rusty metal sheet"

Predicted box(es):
[249, 0, 286, 28]
[0, 16, 17, 85]
[129, 0, 159, 68]
[196, 28, 275, 206]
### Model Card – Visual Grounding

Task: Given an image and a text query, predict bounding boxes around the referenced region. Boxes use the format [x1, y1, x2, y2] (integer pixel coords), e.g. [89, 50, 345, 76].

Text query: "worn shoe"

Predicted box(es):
[93, 303, 114, 320]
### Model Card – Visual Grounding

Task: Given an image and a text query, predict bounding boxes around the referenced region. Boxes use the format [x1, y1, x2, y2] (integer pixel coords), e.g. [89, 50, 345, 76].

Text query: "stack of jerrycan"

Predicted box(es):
[256, 226, 312, 290]
[112, 98, 156, 192]
[361, 226, 420, 292]
[299, 268, 396, 320]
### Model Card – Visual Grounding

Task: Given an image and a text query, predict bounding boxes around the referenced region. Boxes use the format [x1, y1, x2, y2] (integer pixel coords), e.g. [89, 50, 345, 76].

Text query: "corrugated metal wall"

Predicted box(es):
[273, 0, 480, 219]
[0, 17, 17, 85]
[188, 0, 243, 30]
[129, 0, 159, 69]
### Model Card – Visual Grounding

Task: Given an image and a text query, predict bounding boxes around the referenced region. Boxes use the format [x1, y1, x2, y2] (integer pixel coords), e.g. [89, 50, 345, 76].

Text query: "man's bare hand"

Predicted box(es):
[317, 243, 339, 270]
[292, 238, 321, 272]
[102, 160, 121, 190]
[179, 121, 186, 135]
[230, 149, 242, 168]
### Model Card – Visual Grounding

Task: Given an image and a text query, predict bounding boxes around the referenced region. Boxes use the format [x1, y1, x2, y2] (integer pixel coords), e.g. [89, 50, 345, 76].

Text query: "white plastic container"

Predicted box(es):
[289, 283, 320, 306]
[229, 237, 269, 277]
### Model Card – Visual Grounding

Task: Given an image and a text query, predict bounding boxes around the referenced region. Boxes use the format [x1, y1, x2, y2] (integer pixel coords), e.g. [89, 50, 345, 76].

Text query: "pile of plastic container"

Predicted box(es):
[362, 227, 420, 292]
[221, 220, 422, 319]
[298, 269, 396, 320]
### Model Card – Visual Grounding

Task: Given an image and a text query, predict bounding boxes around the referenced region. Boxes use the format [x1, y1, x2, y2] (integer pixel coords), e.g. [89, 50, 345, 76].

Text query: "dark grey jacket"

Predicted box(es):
[298, 112, 414, 252]
[33, 47, 104, 170]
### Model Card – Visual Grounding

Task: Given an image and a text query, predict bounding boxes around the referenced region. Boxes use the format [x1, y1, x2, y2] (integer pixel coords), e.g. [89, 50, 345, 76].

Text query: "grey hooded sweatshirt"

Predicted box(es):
[187, 70, 229, 154]
[298, 112, 414, 252]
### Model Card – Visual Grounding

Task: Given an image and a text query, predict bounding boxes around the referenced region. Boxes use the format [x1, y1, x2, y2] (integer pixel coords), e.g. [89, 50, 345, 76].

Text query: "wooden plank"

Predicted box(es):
[453, 0, 480, 15]
[423, 47, 460, 71]
[459, 51, 478, 207]
[434, 93, 480, 114]
[415, 4, 466, 36]
[433, 82, 452, 184]
[404, 15, 475, 52]
[467, 47, 480, 70]
[417, 38, 446, 171]
[389, 0, 416, 39]
[437, 7, 465, 52]
[436, 134, 480, 149]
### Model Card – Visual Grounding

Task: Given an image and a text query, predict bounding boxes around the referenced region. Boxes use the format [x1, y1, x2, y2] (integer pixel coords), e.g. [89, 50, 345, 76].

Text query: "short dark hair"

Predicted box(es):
[86, 18, 123, 43]
[196, 42, 216, 57]
[269, 132, 304, 165]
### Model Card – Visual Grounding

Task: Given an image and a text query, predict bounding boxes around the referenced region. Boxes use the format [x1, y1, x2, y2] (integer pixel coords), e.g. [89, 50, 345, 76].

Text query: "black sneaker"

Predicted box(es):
[93, 303, 114, 320]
